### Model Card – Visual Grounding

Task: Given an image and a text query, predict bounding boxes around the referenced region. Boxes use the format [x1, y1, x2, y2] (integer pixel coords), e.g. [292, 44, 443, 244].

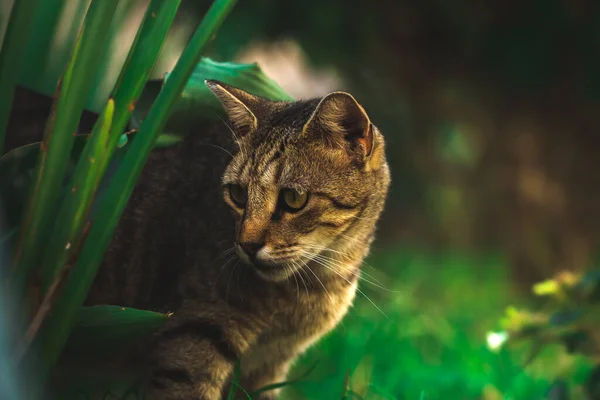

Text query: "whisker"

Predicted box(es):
[289, 261, 301, 306]
[212, 247, 237, 281]
[236, 259, 244, 300]
[289, 263, 300, 304]
[294, 260, 310, 298]
[337, 233, 371, 247]
[310, 253, 400, 294]
[226, 259, 240, 305]
[217, 116, 246, 159]
[198, 143, 234, 158]
[215, 253, 238, 286]
[301, 244, 387, 288]
[300, 257, 334, 303]
[302, 250, 389, 320]
[295, 260, 310, 293]
[295, 260, 312, 310]
[297, 263, 313, 294]
[305, 249, 386, 287]
[216, 238, 233, 247]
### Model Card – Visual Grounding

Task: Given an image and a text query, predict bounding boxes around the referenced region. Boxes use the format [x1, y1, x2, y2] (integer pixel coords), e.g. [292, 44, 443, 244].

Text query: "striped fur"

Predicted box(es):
[86, 82, 390, 399]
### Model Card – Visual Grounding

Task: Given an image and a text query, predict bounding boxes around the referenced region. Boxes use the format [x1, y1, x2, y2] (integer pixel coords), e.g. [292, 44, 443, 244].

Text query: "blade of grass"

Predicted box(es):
[85, 0, 142, 110]
[227, 363, 251, 400]
[11, 0, 118, 292]
[249, 360, 320, 397]
[39, 0, 181, 292]
[38, 99, 114, 293]
[15, 101, 113, 360]
[0, 0, 42, 155]
[64, 305, 171, 354]
[19, 0, 67, 91]
[32, 0, 237, 375]
[106, 0, 182, 153]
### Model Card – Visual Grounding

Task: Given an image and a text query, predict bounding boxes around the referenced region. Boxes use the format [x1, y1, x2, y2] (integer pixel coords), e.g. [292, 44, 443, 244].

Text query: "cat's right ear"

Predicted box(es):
[205, 80, 259, 138]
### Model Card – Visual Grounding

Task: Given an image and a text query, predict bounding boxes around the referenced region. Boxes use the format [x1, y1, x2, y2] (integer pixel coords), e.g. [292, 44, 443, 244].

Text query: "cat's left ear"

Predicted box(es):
[302, 91, 374, 161]
[205, 80, 259, 138]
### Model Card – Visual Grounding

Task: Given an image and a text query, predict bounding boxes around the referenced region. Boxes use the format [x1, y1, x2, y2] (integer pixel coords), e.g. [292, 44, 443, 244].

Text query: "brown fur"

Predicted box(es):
[86, 81, 390, 399]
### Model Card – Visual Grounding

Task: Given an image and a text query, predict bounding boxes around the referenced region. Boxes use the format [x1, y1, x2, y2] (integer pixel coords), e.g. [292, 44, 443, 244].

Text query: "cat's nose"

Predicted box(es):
[239, 241, 264, 257]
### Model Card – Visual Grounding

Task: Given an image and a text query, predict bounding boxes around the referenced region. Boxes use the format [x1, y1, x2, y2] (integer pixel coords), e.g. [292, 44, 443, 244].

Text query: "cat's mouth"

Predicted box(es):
[235, 243, 303, 281]
[252, 260, 280, 272]
[250, 258, 297, 281]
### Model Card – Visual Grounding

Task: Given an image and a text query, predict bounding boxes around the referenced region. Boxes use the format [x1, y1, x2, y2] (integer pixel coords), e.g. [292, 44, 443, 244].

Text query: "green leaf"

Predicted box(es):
[0, 0, 42, 154]
[11, 0, 119, 293]
[155, 133, 184, 148]
[39, 0, 181, 294]
[134, 57, 294, 135]
[169, 57, 294, 110]
[51, 366, 145, 400]
[19, 0, 66, 92]
[34, 0, 237, 376]
[107, 0, 182, 154]
[64, 305, 170, 354]
[0, 136, 92, 241]
[39, 99, 115, 292]
[227, 363, 252, 400]
[0, 129, 167, 242]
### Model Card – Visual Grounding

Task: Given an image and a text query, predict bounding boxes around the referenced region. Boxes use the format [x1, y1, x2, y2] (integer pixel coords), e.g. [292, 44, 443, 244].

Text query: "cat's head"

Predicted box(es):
[207, 80, 390, 282]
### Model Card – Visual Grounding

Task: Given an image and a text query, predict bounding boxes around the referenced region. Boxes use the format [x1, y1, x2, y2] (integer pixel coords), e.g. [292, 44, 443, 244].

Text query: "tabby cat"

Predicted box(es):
[86, 80, 391, 399]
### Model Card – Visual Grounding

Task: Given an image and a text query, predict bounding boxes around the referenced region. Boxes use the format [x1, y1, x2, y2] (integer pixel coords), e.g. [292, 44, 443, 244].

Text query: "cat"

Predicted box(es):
[85, 80, 391, 400]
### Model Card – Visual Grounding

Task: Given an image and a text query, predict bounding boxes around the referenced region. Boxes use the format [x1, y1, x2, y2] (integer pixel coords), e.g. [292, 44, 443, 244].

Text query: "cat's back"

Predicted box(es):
[86, 122, 236, 312]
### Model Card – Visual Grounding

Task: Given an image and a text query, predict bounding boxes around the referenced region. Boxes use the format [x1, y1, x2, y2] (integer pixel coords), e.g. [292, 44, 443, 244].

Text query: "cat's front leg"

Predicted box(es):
[145, 313, 259, 400]
[236, 359, 292, 400]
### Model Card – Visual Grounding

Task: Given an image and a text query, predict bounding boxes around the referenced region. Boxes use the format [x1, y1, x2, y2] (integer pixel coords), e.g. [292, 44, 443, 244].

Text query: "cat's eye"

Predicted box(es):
[229, 184, 247, 207]
[281, 188, 309, 212]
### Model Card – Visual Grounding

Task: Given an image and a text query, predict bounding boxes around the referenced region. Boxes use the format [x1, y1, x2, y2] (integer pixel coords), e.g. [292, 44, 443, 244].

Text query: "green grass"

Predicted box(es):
[46, 248, 594, 400]
[281, 249, 593, 400]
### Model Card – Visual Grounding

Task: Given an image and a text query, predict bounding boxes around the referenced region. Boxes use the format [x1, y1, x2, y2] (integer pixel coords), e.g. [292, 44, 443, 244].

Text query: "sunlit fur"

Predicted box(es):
[87, 81, 390, 400]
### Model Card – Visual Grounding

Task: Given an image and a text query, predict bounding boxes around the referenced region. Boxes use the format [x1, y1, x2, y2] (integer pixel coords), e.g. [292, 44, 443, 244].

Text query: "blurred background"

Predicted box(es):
[2, 0, 600, 398]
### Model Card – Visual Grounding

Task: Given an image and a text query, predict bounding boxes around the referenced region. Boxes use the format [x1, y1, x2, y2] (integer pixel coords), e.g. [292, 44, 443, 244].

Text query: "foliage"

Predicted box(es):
[281, 251, 594, 400]
[0, 0, 301, 396]
[64, 306, 172, 355]
[0, 0, 244, 397]
[492, 269, 600, 398]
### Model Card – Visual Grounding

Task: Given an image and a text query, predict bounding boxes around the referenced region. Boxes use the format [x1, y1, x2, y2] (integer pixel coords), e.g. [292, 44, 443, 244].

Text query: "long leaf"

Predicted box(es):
[0, 135, 126, 242]
[107, 0, 182, 153]
[19, 0, 68, 92]
[64, 305, 170, 354]
[14, 105, 113, 353]
[11, 0, 118, 292]
[39, 99, 115, 292]
[170, 57, 293, 104]
[33, 0, 237, 375]
[0, 0, 42, 155]
[39, 0, 181, 292]
[133, 58, 293, 135]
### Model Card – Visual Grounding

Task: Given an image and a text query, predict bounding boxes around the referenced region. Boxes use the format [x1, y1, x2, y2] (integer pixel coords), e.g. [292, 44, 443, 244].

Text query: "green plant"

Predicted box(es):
[0, 0, 300, 395]
[490, 269, 600, 398]
[281, 251, 594, 400]
[0, 0, 241, 396]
